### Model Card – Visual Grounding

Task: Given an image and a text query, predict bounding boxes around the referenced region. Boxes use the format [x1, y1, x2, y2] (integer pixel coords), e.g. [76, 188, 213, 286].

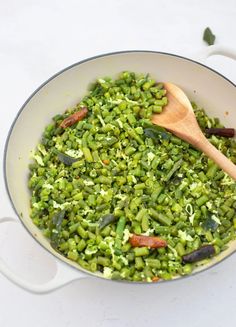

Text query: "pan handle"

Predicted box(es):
[0, 217, 87, 294]
[190, 45, 236, 62]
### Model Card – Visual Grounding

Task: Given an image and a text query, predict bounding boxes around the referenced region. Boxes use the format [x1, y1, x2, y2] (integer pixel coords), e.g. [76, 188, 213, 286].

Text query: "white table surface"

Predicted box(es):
[0, 0, 236, 326]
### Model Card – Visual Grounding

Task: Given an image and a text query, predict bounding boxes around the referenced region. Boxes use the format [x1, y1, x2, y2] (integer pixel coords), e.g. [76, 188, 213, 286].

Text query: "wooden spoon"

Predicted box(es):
[151, 83, 236, 181]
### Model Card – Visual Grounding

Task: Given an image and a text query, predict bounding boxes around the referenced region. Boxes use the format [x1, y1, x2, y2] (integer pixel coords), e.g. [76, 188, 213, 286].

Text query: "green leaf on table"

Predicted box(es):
[203, 27, 216, 46]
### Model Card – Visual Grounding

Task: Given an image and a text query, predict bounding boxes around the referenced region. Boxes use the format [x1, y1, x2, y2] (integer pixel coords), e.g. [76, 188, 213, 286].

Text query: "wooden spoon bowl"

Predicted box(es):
[152, 83, 236, 180]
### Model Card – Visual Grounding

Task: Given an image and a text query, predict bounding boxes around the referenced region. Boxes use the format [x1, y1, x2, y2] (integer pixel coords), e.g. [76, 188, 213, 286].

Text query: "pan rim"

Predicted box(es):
[3, 49, 236, 285]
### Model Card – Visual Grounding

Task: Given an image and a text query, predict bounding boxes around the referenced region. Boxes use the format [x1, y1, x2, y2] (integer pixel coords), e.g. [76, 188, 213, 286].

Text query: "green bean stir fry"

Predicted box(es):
[29, 71, 236, 282]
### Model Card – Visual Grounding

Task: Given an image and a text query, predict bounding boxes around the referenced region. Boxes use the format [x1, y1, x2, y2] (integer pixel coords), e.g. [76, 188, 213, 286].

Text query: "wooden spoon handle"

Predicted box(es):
[197, 138, 236, 180]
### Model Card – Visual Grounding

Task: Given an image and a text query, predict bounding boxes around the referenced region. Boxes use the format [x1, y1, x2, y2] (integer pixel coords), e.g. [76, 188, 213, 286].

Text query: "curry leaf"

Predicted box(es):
[203, 27, 216, 46]
[57, 151, 80, 166]
[50, 210, 66, 248]
[164, 159, 183, 181]
[202, 215, 218, 231]
[170, 175, 184, 185]
[144, 126, 171, 142]
[99, 214, 117, 230]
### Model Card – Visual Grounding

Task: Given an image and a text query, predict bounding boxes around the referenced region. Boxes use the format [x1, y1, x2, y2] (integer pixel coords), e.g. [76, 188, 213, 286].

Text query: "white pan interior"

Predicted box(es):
[4, 51, 236, 280]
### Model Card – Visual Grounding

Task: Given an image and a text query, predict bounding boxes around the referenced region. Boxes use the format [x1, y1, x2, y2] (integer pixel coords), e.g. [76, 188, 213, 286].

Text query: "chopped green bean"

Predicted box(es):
[29, 71, 236, 283]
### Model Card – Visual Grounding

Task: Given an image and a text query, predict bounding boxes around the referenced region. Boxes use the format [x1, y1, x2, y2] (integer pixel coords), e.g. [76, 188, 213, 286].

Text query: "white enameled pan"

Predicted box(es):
[1, 46, 236, 293]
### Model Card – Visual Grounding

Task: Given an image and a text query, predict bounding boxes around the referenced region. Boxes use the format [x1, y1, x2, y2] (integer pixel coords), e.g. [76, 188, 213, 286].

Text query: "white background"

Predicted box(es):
[0, 0, 236, 326]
